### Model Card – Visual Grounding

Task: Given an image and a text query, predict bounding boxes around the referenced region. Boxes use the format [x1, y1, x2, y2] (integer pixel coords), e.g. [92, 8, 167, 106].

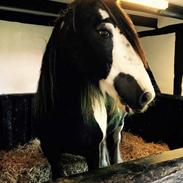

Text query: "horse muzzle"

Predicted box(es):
[114, 72, 155, 113]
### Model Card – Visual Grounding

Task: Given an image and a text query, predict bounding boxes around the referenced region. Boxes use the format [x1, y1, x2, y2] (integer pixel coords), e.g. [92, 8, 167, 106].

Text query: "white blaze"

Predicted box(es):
[98, 10, 155, 107]
[99, 9, 110, 19]
[94, 9, 155, 168]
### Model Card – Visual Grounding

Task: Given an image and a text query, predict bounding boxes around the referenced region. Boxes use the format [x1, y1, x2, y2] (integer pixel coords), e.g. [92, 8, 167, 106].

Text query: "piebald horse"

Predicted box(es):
[35, 0, 155, 179]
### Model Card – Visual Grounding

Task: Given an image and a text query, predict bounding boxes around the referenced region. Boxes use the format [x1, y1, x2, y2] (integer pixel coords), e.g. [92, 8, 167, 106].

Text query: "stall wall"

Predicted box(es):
[137, 16, 183, 95]
[0, 20, 52, 94]
[138, 29, 175, 94]
[0, 16, 183, 95]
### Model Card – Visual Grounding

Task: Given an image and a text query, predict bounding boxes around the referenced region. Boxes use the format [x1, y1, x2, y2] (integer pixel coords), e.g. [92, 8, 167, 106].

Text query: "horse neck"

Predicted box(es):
[58, 76, 102, 104]
[56, 76, 104, 119]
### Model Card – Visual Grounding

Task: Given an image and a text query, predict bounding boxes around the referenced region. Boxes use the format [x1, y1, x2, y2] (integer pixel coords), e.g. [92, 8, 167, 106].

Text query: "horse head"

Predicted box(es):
[50, 0, 155, 114]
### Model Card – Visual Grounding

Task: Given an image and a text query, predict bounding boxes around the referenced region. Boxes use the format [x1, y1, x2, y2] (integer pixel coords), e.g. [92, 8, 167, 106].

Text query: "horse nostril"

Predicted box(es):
[139, 92, 152, 107]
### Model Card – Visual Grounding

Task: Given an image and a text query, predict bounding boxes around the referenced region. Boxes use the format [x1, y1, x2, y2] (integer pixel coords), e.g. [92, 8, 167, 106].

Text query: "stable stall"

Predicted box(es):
[1, 0, 183, 182]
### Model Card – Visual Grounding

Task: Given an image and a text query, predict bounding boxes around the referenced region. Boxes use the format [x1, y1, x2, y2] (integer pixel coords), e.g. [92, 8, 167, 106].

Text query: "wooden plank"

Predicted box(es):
[0, 9, 158, 27]
[56, 148, 183, 183]
[130, 14, 158, 28]
[0, 94, 34, 150]
[0, 0, 66, 14]
[121, 2, 183, 20]
[0, 96, 13, 149]
[0, 10, 56, 26]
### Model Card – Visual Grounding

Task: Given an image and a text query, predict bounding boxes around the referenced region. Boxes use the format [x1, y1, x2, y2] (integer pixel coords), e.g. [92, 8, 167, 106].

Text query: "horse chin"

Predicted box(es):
[123, 103, 150, 115]
[130, 105, 149, 115]
[124, 105, 134, 115]
[116, 102, 133, 115]
[115, 98, 150, 115]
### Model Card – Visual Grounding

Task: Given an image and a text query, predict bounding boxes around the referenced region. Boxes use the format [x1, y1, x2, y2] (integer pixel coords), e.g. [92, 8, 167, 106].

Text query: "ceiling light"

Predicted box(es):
[121, 0, 169, 10]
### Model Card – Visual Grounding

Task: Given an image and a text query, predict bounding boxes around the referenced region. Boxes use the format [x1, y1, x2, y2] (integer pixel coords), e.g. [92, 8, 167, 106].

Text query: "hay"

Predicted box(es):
[0, 139, 51, 183]
[0, 132, 170, 183]
[121, 132, 170, 161]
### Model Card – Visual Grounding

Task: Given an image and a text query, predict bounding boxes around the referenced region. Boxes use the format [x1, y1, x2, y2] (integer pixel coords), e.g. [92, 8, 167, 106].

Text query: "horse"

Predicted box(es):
[35, 0, 155, 179]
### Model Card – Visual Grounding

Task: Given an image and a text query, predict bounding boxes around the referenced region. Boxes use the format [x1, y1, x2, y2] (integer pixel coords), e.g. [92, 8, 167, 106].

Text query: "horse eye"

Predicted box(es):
[97, 29, 110, 38]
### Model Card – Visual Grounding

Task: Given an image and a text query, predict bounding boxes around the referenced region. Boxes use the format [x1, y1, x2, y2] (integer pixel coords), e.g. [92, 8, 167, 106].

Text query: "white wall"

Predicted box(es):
[136, 16, 183, 95]
[140, 31, 175, 94]
[0, 20, 52, 94]
[0, 15, 183, 95]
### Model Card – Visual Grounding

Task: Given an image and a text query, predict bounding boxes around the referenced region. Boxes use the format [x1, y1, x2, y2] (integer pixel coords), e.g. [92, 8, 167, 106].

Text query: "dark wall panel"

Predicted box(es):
[0, 94, 35, 150]
[0, 93, 183, 151]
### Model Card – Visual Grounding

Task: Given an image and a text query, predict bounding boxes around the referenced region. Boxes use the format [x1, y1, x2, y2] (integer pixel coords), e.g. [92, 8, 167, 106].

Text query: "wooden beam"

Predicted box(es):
[0, 0, 67, 25]
[121, 2, 183, 20]
[0, 0, 67, 14]
[0, 4, 157, 27]
[56, 148, 183, 183]
[130, 14, 158, 28]
[159, 4, 183, 20]
[0, 1, 182, 26]
[0, 9, 56, 26]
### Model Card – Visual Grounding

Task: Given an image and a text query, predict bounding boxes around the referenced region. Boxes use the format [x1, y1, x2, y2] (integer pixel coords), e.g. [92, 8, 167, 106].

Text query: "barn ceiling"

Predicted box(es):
[0, 0, 183, 26]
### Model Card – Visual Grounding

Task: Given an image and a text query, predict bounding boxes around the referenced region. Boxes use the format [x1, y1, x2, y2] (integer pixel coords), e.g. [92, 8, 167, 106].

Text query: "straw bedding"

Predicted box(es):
[0, 132, 169, 183]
